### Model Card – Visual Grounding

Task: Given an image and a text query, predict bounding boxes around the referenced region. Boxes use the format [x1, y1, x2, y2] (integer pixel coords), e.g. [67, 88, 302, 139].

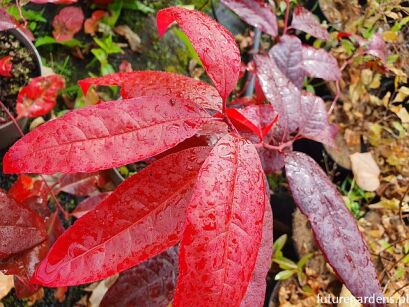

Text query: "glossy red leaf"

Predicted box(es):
[79, 71, 222, 112]
[84, 10, 106, 35]
[32, 147, 211, 286]
[4, 96, 211, 174]
[0, 192, 47, 259]
[269, 35, 304, 88]
[157, 7, 241, 101]
[285, 152, 385, 305]
[241, 195, 273, 307]
[0, 241, 48, 298]
[225, 108, 262, 140]
[290, 6, 330, 40]
[254, 54, 302, 137]
[0, 8, 16, 31]
[16, 75, 65, 119]
[52, 6, 84, 42]
[71, 192, 111, 219]
[100, 246, 178, 307]
[302, 46, 341, 81]
[57, 172, 103, 196]
[0, 56, 12, 77]
[174, 134, 265, 306]
[220, 0, 277, 36]
[299, 94, 336, 147]
[8, 175, 35, 203]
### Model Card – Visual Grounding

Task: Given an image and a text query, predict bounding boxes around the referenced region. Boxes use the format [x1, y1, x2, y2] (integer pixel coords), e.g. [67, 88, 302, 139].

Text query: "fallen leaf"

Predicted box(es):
[114, 25, 142, 52]
[0, 272, 14, 300]
[84, 10, 105, 36]
[350, 152, 380, 192]
[0, 56, 12, 77]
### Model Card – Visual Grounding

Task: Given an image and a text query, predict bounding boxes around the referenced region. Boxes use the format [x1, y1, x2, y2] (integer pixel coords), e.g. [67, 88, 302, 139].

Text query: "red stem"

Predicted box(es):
[0, 100, 69, 219]
[283, 0, 291, 35]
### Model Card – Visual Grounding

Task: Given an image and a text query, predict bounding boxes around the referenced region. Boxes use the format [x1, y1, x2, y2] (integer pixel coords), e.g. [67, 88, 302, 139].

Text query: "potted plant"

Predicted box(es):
[0, 27, 43, 149]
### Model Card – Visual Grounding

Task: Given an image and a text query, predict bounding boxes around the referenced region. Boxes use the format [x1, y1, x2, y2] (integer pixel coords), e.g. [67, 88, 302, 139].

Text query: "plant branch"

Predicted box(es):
[283, 0, 291, 35]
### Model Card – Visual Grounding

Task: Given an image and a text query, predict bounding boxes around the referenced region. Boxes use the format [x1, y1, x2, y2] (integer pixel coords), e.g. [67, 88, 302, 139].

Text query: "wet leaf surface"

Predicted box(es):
[269, 35, 304, 88]
[57, 172, 104, 196]
[16, 75, 65, 119]
[79, 71, 223, 112]
[285, 152, 385, 306]
[32, 147, 211, 286]
[4, 96, 211, 174]
[101, 246, 178, 307]
[241, 197, 273, 307]
[254, 54, 302, 137]
[71, 192, 111, 219]
[0, 191, 47, 259]
[220, 0, 278, 36]
[290, 6, 330, 40]
[301, 46, 341, 81]
[157, 7, 241, 101]
[174, 134, 265, 306]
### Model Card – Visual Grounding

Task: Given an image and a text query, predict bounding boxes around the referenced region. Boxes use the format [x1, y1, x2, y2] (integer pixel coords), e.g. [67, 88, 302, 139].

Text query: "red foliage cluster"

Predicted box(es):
[1, 2, 386, 306]
[0, 56, 12, 77]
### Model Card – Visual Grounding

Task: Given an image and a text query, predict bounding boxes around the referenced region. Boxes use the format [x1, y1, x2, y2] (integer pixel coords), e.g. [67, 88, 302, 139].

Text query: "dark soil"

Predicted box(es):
[0, 31, 38, 124]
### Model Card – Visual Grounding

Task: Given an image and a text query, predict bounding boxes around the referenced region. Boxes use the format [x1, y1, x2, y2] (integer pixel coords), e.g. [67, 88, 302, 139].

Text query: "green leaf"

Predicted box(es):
[7, 6, 46, 23]
[94, 35, 123, 55]
[297, 253, 313, 269]
[273, 234, 287, 256]
[122, 0, 154, 14]
[273, 257, 298, 270]
[35, 36, 82, 48]
[173, 28, 202, 65]
[105, 0, 123, 27]
[275, 270, 295, 280]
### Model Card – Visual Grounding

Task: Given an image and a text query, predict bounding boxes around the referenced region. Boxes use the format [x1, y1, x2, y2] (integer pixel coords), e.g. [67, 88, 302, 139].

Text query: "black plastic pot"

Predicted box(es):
[0, 28, 43, 150]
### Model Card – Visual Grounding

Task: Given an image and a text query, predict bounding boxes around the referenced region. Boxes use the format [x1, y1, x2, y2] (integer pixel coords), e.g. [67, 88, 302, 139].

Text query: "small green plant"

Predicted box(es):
[272, 234, 313, 285]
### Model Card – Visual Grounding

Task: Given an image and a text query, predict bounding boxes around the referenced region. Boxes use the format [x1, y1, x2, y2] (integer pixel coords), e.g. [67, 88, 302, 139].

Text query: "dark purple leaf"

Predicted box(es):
[101, 246, 178, 307]
[254, 54, 302, 138]
[302, 46, 341, 81]
[285, 152, 385, 306]
[257, 146, 288, 174]
[269, 35, 304, 88]
[220, 0, 277, 36]
[290, 6, 330, 40]
[299, 94, 336, 147]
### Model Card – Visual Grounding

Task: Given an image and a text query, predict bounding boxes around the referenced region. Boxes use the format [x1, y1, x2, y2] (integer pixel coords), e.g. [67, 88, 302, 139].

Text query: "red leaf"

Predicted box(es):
[299, 94, 336, 146]
[0, 8, 16, 31]
[220, 0, 277, 36]
[225, 108, 262, 140]
[302, 46, 341, 81]
[118, 60, 133, 73]
[290, 6, 330, 40]
[269, 35, 304, 88]
[32, 147, 211, 286]
[0, 56, 12, 77]
[16, 75, 66, 118]
[4, 96, 211, 174]
[157, 7, 241, 101]
[8, 175, 35, 203]
[71, 192, 111, 218]
[52, 6, 84, 42]
[0, 241, 48, 298]
[84, 10, 106, 36]
[254, 54, 302, 137]
[100, 246, 178, 307]
[79, 71, 222, 112]
[57, 172, 103, 196]
[285, 152, 385, 305]
[241, 196, 273, 307]
[174, 134, 265, 306]
[0, 192, 47, 259]
[257, 146, 288, 173]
